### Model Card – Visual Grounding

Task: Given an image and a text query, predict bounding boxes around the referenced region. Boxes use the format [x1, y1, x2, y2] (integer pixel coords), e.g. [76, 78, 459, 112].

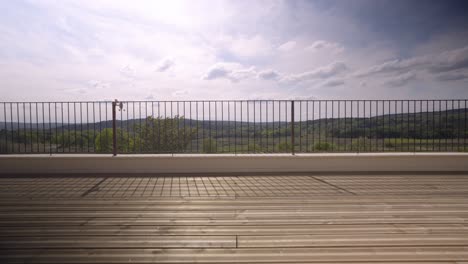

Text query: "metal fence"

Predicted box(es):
[1, 100, 467, 154]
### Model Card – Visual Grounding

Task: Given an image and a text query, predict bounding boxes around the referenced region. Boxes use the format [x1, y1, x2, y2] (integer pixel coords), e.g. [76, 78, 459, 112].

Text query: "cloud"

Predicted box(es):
[119, 64, 136, 78]
[156, 58, 174, 72]
[278, 41, 296, 51]
[257, 69, 280, 80]
[384, 72, 416, 87]
[435, 71, 468, 81]
[280, 62, 348, 84]
[172, 89, 189, 97]
[202, 63, 256, 82]
[88, 80, 110, 90]
[322, 79, 345, 87]
[427, 46, 468, 73]
[292, 95, 319, 100]
[218, 34, 273, 58]
[144, 95, 154, 100]
[356, 45, 468, 77]
[306, 40, 344, 53]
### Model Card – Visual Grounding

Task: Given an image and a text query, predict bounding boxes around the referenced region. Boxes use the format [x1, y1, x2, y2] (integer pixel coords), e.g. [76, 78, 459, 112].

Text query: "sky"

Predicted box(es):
[1, 0, 468, 101]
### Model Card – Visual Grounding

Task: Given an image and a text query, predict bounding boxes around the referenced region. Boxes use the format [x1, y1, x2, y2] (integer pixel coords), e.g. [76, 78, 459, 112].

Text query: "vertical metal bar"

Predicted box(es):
[457, 100, 460, 152]
[318, 101, 321, 148]
[258, 101, 262, 151]
[253, 101, 256, 152]
[406, 100, 409, 152]
[306, 101, 309, 152]
[10, 103, 14, 153]
[154, 101, 159, 152]
[344, 101, 346, 152]
[364, 100, 367, 152]
[112, 100, 117, 156]
[30, 103, 33, 153]
[3, 103, 7, 153]
[234, 101, 237, 154]
[183, 101, 186, 153]
[247, 101, 249, 152]
[220, 101, 223, 153]
[350, 101, 353, 151]
[127, 102, 130, 152]
[279, 100, 282, 152]
[272, 101, 275, 152]
[382, 100, 385, 152]
[325, 101, 328, 149]
[240, 101, 244, 152]
[445, 100, 448, 151]
[23, 103, 26, 152]
[266, 101, 269, 152]
[465, 100, 467, 152]
[413, 100, 416, 152]
[202, 101, 205, 152]
[196, 102, 199, 153]
[357, 100, 359, 153]
[394, 100, 397, 152]
[438, 100, 441, 151]
[16, 103, 20, 153]
[432, 100, 435, 151]
[42, 102, 45, 153]
[291, 100, 295, 155]
[67, 103, 70, 153]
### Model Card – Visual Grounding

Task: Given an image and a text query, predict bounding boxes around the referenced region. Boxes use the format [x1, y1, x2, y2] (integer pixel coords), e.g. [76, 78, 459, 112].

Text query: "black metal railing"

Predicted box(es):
[1, 100, 467, 154]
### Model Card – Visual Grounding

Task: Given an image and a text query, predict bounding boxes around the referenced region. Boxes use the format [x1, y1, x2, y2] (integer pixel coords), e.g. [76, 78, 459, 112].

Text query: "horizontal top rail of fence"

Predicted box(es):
[0, 100, 467, 155]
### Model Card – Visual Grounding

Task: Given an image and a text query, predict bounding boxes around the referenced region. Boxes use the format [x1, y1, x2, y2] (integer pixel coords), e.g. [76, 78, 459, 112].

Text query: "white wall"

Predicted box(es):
[1, 153, 467, 174]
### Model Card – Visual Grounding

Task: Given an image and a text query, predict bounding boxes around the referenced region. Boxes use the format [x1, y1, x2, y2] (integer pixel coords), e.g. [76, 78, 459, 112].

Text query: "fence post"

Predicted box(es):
[112, 100, 117, 156]
[291, 100, 295, 155]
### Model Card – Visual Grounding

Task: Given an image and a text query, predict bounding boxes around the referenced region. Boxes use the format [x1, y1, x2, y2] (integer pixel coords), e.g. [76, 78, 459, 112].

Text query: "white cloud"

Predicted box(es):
[356, 45, 468, 77]
[156, 58, 174, 72]
[384, 72, 417, 87]
[278, 41, 296, 51]
[435, 71, 468, 81]
[306, 40, 344, 53]
[202, 63, 256, 82]
[88, 80, 110, 90]
[119, 64, 136, 78]
[257, 69, 280, 80]
[172, 89, 189, 97]
[218, 34, 273, 58]
[322, 79, 345, 87]
[280, 62, 348, 84]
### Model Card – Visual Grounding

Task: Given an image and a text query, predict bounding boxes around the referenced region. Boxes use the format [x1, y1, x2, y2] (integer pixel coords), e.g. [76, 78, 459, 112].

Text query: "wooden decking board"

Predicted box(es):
[2, 247, 468, 263]
[2, 224, 468, 236]
[1, 174, 468, 263]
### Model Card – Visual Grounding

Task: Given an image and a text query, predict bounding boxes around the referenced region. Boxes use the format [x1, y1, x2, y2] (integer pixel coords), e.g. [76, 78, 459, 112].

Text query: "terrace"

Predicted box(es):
[1, 100, 468, 263]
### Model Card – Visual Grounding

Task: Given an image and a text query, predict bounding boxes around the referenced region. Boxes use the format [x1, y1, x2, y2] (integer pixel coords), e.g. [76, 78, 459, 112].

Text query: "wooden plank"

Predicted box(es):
[0, 236, 236, 249]
[1, 247, 468, 263]
[2, 224, 467, 236]
[238, 234, 468, 247]
[1, 215, 467, 226]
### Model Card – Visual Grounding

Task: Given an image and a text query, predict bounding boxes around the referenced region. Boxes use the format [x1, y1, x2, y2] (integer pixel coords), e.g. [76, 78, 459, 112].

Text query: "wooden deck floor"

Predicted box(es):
[1, 174, 468, 263]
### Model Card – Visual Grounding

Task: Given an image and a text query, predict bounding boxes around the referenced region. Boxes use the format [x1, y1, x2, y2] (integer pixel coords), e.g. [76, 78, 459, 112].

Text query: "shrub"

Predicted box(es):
[135, 116, 197, 153]
[247, 143, 263, 153]
[202, 138, 218, 153]
[313, 141, 335, 151]
[276, 142, 291, 152]
[95, 128, 133, 153]
[350, 137, 369, 152]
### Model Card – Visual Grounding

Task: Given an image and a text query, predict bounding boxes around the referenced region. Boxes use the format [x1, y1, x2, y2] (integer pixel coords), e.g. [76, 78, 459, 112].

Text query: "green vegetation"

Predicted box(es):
[95, 128, 133, 153]
[313, 141, 335, 151]
[202, 138, 218, 153]
[1, 109, 467, 153]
